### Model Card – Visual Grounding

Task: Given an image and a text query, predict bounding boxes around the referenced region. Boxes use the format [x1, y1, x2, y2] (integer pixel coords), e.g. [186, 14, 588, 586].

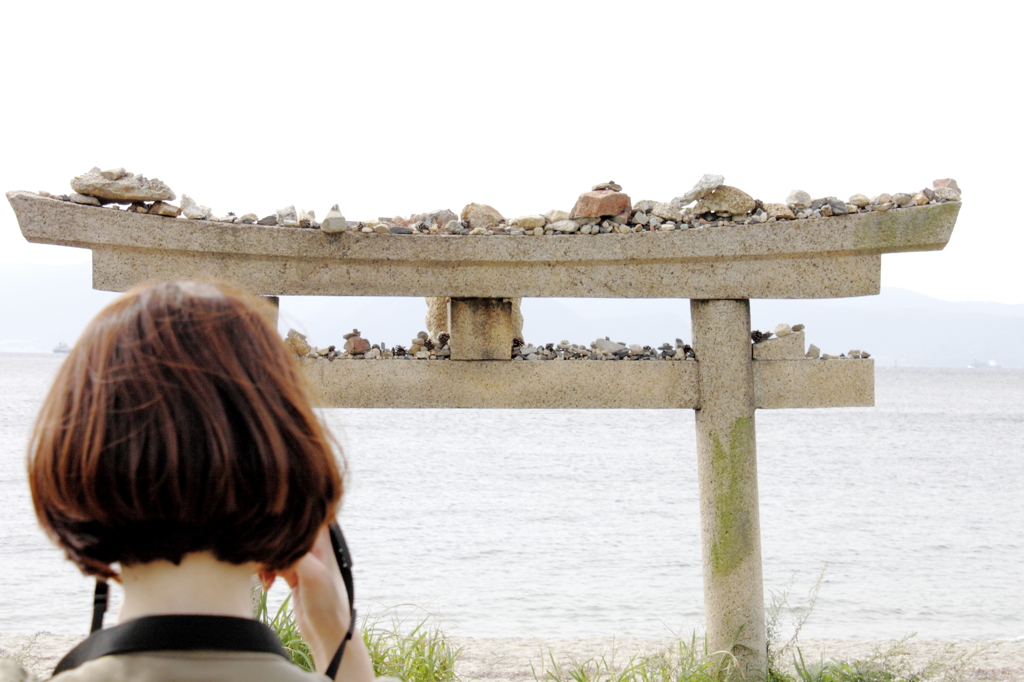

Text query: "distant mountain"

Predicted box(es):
[1, 261, 1020, 367]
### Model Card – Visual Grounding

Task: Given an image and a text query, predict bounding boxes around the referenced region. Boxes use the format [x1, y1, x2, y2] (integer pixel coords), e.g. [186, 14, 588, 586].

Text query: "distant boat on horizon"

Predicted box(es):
[967, 358, 1000, 368]
[52, 342, 70, 354]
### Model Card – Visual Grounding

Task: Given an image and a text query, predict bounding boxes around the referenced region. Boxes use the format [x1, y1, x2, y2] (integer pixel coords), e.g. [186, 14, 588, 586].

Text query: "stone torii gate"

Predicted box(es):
[8, 190, 960, 679]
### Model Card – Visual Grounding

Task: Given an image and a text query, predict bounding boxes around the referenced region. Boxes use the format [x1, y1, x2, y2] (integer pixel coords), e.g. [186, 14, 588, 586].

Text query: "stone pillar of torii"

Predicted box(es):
[9, 189, 960, 680]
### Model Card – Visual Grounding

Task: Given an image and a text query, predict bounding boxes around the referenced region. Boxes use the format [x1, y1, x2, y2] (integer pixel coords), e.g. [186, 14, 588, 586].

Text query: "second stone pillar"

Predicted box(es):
[690, 298, 766, 680]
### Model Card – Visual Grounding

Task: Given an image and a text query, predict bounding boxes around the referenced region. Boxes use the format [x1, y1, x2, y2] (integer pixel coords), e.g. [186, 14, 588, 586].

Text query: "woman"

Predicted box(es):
[27, 280, 378, 682]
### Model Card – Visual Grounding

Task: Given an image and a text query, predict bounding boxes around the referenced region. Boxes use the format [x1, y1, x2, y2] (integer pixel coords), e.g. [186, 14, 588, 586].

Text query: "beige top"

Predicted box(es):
[48, 650, 331, 682]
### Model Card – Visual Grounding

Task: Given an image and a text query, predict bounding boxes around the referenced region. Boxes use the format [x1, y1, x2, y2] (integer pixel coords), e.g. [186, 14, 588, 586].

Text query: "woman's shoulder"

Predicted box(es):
[48, 651, 330, 682]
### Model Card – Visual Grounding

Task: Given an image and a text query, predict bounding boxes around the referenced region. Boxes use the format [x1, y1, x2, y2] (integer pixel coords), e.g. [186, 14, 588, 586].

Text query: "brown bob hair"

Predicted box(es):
[29, 280, 343, 580]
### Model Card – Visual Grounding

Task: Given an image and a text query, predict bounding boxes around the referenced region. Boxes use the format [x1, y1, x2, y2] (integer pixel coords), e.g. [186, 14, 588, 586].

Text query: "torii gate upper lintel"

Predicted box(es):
[8, 191, 960, 680]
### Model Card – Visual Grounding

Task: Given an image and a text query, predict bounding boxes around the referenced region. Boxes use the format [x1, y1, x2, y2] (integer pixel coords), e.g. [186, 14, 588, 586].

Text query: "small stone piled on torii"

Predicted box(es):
[46, 168, 962, 236]
[283, 321, 869, 365]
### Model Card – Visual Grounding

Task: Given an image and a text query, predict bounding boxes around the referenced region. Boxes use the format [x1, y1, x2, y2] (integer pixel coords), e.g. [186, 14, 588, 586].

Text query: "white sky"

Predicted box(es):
[2, 1, 1021, 303]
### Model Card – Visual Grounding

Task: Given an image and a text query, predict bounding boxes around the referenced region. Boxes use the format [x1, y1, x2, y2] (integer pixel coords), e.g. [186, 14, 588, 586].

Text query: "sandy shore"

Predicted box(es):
[2, 633, 1022, 681]
[451, 637, 1024, 682]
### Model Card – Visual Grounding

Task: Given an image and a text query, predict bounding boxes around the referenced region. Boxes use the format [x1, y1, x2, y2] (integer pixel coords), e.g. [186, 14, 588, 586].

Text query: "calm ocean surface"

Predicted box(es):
[1, 353, 1021, 641]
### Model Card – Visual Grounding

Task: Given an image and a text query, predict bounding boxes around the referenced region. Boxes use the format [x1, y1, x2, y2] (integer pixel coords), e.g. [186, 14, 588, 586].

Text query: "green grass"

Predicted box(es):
[256, 573, 980, 682]
[255, 593, 462, 682]
[533, 566, 979, 682]
[254, 591, 316, 672]
[530, 634, 977, 682]
[3, 633, 43, 673]
[361, 609, 463, 682]
[788, 636, 979, 682]
[531, 635, 741, 682]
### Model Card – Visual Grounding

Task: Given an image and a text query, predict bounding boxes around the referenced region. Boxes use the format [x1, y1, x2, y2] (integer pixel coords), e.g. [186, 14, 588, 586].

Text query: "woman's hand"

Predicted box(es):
[262, 525, 376, 682]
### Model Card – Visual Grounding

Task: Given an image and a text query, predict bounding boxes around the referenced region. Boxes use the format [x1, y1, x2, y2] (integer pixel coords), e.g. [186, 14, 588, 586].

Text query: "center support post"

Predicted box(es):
[447, 297, 515, 360]
[690, 299, 766, 680]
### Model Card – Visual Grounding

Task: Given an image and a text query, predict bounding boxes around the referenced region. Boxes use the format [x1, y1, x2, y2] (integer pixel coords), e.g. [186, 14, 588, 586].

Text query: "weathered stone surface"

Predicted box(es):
[425, 297, 449, 337]
[257, 215, 277, 226]
[298, 209, 315, 228]
[298, 348, 870, 409]
[690, 299, 765, 679]
[69, 193, 101, 206]
[787, 190, 812, 208]
[425, 296, 523, 341]
[180, 195, 211, 220]
[7, 191, 960, 300]
[302, 356, 699, 407]
[549, 219, 580, 233]
[71, 167, 175, 202]
[408, 208, 457, 230]
[933, 178, 961, 194]
[752, 331, 804, 360]
[321, 204, 347, 233]
[344, 334, 371, 355]
[806, 343, 820, 359]
[277, 205, 298, 227]
[934, 187, 961, 201]
[891, 193, 913, 206]
[594, 338, 626, 353]
[448, 298, 514, 360]
[679, 174, 725, 204]
[285, 329, 311, 356]
[512, 214, 546, 229]
[99, 167, 127, 181]
[543, 209, 569, 223]
[693, 185, 756, 216]
[649, 201, 682, 222]
[432, 209, 459, 228]
[824, 197, 847, 215]
[592, 181, 622, 191]
[461, 203, 505, 228]
[149, 201, 181, 217]
[755, 357, 872, 408]
[764, 203, 795, 220]
[849, 193, 870, 207]
[774, 323, 792, 337]
[570, 190, 632, 219]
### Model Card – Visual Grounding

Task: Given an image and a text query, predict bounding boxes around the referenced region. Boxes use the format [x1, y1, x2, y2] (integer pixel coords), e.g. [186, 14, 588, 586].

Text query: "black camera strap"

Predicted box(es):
[90, 579, 109, 634]
[324, 522, 356, 680]
[54, 615, 290, 675]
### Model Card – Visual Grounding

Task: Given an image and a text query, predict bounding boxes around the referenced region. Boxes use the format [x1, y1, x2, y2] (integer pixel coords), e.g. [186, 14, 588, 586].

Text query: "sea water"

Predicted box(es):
[1, 353, 1021, 640]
